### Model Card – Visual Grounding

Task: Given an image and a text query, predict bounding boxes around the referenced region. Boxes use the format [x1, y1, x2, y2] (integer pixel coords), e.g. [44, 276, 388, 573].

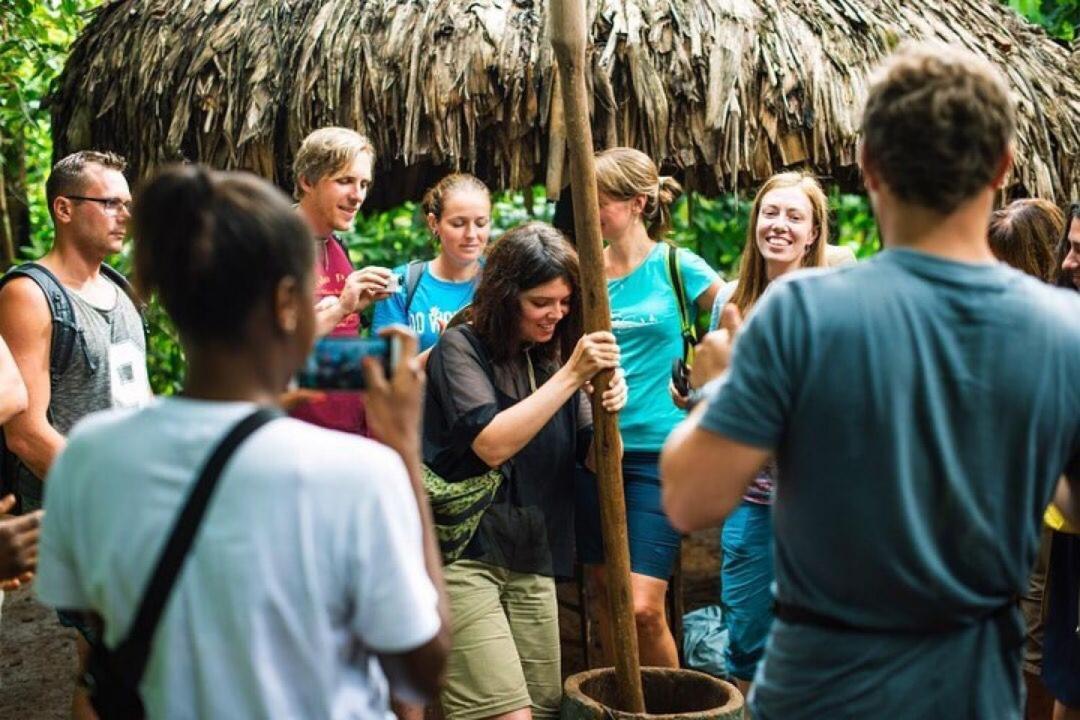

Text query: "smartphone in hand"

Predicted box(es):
[296, 336, 401, 391]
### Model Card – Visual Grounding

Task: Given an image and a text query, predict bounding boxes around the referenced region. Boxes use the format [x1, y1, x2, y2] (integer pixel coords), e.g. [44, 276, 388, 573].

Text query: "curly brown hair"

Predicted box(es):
[471, 222, 583, 365]
[861, 43, 1015, 215]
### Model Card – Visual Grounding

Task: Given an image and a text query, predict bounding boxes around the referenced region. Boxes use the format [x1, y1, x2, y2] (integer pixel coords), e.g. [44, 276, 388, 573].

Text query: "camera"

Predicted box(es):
[671, 357, 691, 397]
[385, 273, 404, 294]
[296, 336, 401, 391]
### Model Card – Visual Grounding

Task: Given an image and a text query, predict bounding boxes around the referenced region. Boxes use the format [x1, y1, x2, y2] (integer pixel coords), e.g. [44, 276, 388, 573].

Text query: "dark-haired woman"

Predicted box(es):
[423, 221, 627, 720]
[33, 166, 448, 718]
[1060, 203, 1080, 291]
[984, 198, 1065, 719]
[373, 173, 490, 363]
[1044, 202, 1080, 720]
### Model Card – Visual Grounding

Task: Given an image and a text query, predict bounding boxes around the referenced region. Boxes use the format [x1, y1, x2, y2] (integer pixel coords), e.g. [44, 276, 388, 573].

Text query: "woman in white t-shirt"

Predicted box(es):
[35, 165, 448, 719]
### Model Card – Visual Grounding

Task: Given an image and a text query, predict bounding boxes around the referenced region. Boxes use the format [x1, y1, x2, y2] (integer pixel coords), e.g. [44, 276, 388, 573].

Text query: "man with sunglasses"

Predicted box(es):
[0, 149, 150, 719]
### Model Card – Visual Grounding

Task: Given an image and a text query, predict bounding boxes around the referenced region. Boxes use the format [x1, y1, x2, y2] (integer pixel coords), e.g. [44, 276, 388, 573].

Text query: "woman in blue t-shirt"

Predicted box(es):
[576, 147, 721, 667]
[372, 173, 490, 363]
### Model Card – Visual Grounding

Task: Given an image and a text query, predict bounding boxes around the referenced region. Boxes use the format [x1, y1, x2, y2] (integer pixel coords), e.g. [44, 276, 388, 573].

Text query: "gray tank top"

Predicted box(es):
[49, 284, 150, 434]
[16, 277, 150, 509]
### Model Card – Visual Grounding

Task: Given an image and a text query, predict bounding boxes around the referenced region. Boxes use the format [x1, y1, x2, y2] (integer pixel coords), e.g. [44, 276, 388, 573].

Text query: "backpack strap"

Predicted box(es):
[100, 263, 144, 313]
[404, 260, 427, 315]
[0, 263, 79, 381]
[100, 263, 150, 339]
[0, 264, 77, 505]
[664, 245, 697, 362]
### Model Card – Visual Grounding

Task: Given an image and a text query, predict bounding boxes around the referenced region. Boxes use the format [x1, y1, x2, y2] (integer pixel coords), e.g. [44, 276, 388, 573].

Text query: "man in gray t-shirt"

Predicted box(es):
[661, 45, 1080, 719]
[0, 150, 150, 719]
[0, 151, 150, 512]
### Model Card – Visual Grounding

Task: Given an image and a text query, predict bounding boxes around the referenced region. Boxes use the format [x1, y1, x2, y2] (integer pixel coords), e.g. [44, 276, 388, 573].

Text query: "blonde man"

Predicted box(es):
[0, 149, 152, 719]
[290, 127, 394, 435]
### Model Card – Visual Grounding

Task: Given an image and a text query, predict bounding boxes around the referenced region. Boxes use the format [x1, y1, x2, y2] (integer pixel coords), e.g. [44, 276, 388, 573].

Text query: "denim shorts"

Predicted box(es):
[574, 451, 682, 580]
[721, 500, 775, 681]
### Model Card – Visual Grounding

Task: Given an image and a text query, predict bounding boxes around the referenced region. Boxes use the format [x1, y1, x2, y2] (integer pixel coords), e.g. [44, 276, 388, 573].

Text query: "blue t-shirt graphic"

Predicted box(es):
[700, 248, 1080, 719]
[609, 243, 717, 451]
[372, 263, 479, 351]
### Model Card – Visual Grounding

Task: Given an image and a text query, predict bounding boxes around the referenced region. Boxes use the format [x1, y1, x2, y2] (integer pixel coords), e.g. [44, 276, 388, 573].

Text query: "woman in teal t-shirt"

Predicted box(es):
[576, 147, 721, 668]
[372, 173, 490, 363]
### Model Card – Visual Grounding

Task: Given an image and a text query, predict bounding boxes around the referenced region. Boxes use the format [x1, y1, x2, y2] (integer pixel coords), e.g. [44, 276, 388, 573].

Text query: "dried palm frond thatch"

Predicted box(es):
[52, 0, 1080, 207]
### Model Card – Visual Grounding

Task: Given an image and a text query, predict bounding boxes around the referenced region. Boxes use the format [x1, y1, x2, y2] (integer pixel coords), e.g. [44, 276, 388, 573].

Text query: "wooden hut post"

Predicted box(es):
[545, 72, 567, 201]
[550, 1, 646, 713]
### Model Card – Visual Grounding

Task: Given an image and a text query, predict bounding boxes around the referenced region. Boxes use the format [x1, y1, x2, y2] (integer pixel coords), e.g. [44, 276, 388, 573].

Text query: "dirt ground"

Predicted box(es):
[1, 588, 79, 720]
[0, 530, 720, 719]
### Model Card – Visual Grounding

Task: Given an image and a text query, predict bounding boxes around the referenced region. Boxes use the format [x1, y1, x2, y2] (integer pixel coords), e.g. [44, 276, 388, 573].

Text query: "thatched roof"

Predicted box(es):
[53, 0, 1080, 208]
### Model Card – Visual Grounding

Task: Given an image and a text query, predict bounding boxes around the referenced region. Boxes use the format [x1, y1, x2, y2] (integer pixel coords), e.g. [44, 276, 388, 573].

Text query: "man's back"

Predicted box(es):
[770, 250, 1077, 623]
[703, 249, 1080, 716]
[36, 398, 440, 719]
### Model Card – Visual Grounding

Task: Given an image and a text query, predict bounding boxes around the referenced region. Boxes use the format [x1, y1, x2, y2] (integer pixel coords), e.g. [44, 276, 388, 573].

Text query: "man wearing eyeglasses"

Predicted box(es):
[0, 149, 150, 719]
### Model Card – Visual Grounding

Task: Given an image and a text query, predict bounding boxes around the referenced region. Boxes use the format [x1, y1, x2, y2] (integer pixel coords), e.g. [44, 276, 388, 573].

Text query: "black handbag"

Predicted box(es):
[82, 407, 281, 718]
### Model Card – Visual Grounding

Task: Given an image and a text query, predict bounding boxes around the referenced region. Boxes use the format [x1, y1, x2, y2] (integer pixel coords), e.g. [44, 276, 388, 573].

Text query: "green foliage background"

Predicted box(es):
[0, 0, 1071, 393]
[1008, 0, 1080, 39]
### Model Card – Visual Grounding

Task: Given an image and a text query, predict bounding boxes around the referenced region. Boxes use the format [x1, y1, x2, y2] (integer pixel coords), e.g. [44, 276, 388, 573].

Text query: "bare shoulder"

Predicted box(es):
[0, 276, 52, 329]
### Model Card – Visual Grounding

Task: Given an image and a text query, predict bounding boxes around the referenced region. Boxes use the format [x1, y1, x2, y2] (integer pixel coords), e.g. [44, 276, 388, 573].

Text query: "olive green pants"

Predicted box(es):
[441, 560, 561, 720]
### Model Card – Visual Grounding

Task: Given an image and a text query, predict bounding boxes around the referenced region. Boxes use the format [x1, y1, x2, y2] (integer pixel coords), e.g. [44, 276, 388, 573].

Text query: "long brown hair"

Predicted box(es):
[1057, 203, 1080, 290]
[471, 222, 583, 364]
[594, 147, 682, 240]
[988, 199, 1063, 282]
[730, 172, 829, 315]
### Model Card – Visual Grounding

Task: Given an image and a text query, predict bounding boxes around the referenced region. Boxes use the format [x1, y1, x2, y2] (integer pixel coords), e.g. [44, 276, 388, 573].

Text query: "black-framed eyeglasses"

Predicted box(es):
[63, 195, 133, 215]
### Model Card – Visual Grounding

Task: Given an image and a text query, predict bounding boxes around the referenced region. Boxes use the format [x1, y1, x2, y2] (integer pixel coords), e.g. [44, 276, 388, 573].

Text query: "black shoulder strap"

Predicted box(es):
[112, 407, 281, 684]
[404, 260, 427, 314]
[0, 262, 78, 380]
[99, 263, 132, 295]
[101, 264, 144, 313]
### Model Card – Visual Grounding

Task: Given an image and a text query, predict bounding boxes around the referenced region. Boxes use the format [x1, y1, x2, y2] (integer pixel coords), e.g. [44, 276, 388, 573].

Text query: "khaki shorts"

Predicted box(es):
[441, 560, 561, 720]
[1021, 525, 1054, 675]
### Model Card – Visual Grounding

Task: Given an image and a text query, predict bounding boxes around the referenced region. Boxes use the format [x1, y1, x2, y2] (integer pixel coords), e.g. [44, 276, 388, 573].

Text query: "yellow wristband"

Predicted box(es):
[1045, 503, 1080, 534]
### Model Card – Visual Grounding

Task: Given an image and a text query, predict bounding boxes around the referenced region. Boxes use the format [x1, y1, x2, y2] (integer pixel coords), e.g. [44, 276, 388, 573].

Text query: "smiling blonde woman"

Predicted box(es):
[703, 171, 830, 699]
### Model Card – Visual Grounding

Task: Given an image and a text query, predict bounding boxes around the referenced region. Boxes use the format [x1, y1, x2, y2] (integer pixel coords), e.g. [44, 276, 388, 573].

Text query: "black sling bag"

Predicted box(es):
[81, 407, 281, 718]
